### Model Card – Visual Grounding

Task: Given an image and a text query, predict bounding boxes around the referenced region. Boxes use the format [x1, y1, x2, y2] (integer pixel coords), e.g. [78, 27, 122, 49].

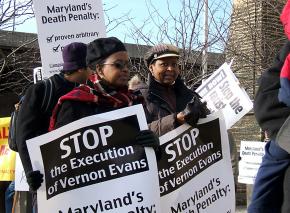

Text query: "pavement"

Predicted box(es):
[236, 206, 247, 213]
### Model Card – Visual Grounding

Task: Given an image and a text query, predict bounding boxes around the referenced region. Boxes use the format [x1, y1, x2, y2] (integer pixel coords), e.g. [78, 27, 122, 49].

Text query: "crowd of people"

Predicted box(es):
[2, 37, 212, 212]
[6, 34, 290, 213]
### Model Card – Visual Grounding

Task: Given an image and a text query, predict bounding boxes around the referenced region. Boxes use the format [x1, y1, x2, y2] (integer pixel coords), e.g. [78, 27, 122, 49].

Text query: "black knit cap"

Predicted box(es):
[86, 37, 127, 66]
[62, 42, 87, 71]
[144, 43, 180, 67]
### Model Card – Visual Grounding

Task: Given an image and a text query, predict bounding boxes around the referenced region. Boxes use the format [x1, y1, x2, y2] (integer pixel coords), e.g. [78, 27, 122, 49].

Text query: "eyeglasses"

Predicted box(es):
[102, 61, 132, 70]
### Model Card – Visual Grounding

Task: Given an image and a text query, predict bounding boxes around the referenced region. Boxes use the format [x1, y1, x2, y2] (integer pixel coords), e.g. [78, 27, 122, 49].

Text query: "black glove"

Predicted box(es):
[199, 101, 211, 118]
[26, 170, 44, 191]
[182, 95, 210, 126]
[135, 130, 160, 150]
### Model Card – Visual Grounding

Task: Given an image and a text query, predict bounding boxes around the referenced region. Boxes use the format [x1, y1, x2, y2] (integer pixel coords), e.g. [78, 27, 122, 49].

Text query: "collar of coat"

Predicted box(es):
[147, 74, 194, 112]
[49, 80, 144, 131]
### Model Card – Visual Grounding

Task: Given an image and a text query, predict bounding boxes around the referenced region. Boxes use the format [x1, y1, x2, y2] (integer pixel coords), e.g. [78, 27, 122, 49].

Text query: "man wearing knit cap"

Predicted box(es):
[16, 42, 92, 196]
[141, 43, 210, 136]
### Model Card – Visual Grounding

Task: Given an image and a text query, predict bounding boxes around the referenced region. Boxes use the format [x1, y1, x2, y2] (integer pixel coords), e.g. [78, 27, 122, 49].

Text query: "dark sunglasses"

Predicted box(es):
[102, 61, 132, 70]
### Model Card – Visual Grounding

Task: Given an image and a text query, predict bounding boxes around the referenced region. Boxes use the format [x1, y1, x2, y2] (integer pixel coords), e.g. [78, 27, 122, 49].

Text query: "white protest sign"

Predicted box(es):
[33, 0, 106, 78]
[27, 105, 160, 213]
[196, 63, 253, 129]
[14, 154, 29, 191]
[158, 112, 235, 213]
[238, 141, 266, 185]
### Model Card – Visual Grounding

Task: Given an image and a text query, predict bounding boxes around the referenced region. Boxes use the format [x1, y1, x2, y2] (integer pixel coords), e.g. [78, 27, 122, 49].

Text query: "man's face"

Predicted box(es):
[149, 57, 180, 85]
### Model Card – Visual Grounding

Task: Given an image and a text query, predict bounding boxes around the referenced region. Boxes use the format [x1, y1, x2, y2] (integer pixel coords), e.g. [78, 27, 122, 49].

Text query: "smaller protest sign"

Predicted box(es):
[0, 117, 16, 181]
[238, 141, 266, 185]
[196, 62, 253, 129]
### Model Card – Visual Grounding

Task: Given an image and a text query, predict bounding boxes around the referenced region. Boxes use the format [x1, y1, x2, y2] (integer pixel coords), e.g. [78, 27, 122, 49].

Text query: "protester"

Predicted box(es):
[140, 43, 209, 136]
[47, 36, 158, 181]
[247, 1, 290, 211]
[49, 37, 147, 129]
[248, 40, 290, 213]
[129, 61, 238, 185]
[49, 37, 158, 153]
[15, 42, 91, 212]
[275, 36, 290, 213]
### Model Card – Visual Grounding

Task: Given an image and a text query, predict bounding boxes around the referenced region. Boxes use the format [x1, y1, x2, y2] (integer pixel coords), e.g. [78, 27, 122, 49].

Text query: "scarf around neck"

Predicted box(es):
[49, 80, 144, 131]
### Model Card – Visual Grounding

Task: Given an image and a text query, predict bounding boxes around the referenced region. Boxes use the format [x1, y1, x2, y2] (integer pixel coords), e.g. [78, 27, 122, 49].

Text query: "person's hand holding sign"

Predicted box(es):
[176, 94, 210, 126]
[26, 170, 44, 191]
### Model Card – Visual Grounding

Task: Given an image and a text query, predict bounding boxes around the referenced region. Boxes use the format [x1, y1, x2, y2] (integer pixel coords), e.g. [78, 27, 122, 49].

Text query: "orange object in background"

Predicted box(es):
[0, 117, 16, 181]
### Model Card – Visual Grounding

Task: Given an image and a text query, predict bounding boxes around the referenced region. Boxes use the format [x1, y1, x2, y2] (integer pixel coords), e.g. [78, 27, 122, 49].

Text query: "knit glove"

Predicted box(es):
[182, 96, 210, 126]
[135, 130, 160, 150]
[26, 170, 44, 191]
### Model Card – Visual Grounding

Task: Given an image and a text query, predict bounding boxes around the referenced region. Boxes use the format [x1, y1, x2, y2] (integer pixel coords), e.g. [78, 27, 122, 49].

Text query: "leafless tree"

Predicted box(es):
[122, 0, 232, 89]
[0, 0, 34, 30]
[0, 0, 36, 95]
[0, 0, 286, 98]
[0, 1, 132, 95]
[120, 0, 286, 99]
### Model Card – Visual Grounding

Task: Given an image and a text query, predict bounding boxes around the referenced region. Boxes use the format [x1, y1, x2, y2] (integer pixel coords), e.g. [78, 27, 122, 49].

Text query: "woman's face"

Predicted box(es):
[97, 51, 130, 88]
[149, 57, 180, 85]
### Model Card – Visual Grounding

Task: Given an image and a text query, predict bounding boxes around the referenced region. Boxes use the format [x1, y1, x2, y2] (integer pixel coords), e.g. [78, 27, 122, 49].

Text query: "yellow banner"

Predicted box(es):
[0, 117, 16, 181]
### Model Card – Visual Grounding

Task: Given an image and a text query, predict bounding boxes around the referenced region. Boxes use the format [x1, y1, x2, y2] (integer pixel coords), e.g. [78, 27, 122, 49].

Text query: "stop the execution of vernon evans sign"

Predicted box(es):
[26, 105, 160, 213]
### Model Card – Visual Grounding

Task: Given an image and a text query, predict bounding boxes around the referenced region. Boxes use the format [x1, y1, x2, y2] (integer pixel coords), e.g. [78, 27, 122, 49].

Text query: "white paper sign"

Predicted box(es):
[158, 112, 235, 213]
[196, 63, 253, 129]
[14, 154, 29, 191]
[27, 105, 160, 213]
[33, 0, 106, 78]
[238, 141, 266, 185]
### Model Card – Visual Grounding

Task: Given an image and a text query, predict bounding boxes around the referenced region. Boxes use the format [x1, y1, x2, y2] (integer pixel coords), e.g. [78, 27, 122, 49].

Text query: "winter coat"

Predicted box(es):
[54, 99, 113, 129]
[254, 40, 290, 140]
[16, 73, 78, 173]
[141, 75, 195, 136]
[53, 82, 144, 130]
[254, 40, 290, 213]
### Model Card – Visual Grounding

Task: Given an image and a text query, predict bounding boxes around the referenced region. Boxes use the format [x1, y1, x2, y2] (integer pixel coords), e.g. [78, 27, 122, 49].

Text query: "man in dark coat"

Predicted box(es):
[248, 40, 290, 213]
[141, 43, 209, 136]
[16, 42, 91, 191]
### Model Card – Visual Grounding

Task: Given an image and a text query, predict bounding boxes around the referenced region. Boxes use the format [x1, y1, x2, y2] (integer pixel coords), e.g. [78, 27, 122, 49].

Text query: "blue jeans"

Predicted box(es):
[5, 181, 15, 213]
[248, 140, 290, 213]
